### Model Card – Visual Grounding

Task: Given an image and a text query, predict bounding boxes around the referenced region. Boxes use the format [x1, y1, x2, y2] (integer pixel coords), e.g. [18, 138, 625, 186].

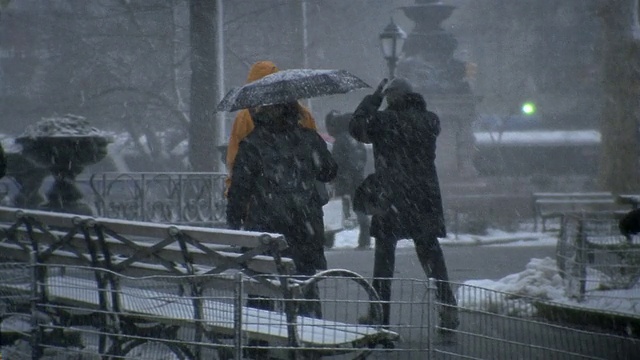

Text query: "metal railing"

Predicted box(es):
[89, 172, 228, 226]
[557, 212, 640, 301]
[2, 263, 638, 359]
[0, 263, 424, 359]
[86, 171, 345, 239]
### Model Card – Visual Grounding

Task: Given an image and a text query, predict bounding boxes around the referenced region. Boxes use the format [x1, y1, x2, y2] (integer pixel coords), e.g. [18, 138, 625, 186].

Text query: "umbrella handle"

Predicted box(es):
[373, 79, 388, 97]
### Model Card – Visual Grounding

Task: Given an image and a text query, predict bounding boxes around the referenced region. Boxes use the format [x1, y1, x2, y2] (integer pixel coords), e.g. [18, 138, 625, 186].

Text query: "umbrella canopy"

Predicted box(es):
[217, 69, 370, 112]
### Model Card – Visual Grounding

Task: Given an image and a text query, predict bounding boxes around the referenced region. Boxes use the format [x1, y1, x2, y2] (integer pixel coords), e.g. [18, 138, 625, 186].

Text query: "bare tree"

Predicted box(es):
[0, 0, 194, 170]
[188, 0, 220, 171]
[597, 0, 640, 193]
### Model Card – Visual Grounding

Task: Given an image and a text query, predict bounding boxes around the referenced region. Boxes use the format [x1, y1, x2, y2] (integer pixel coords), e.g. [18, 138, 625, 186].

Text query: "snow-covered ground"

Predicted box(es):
[333, 226, 558, 249]
[333, 225, 640, 321]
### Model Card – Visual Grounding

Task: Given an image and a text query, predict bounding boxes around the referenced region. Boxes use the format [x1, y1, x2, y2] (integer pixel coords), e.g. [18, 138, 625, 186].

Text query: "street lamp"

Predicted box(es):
[379, 18, 406, 78]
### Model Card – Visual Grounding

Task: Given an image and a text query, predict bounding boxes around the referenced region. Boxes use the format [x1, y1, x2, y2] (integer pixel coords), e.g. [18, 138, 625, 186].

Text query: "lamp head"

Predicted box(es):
[379, 18, 406, 60]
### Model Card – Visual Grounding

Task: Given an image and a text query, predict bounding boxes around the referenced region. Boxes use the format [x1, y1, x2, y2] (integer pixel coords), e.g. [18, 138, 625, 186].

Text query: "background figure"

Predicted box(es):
[227, 101, 337, 312]
[325, 110, 371, 249]
[349, 78, 459, 332]
[619, 208, 640, 241]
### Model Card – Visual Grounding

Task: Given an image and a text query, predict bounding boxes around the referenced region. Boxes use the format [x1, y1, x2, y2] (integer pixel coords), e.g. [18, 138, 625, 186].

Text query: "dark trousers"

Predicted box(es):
[342, 195, 371, 247]
[356, 211, 371, 248]
[372, 235, 456, 325]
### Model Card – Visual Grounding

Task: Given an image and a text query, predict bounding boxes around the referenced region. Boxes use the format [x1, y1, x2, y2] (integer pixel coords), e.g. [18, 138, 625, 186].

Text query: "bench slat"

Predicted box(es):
[0, 224, 296, 276]
[97, 217, 287, 250]
[0, 206, 287, 251]
[536, 199, 615, 204]
[533, 192, 613, 198]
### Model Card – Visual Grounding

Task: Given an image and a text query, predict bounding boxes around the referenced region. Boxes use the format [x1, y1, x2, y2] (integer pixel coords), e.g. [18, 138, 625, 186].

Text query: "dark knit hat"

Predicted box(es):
[383, 77, 413, 96]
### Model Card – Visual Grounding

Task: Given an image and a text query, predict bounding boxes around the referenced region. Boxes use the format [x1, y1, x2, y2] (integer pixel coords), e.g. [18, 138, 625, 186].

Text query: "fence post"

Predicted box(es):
[208, 173, 219, 224]
[29, 251, 40, 359]
[177, 174, 185, 222]
[427, 278, 436, 358]
[139, 173, 147, 221]
[234, 272, 244, 360]
[576, 217, 587, 301]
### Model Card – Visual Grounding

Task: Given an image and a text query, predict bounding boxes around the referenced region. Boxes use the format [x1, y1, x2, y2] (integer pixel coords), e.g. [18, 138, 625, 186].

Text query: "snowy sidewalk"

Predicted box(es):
[332, 226, 559, 250]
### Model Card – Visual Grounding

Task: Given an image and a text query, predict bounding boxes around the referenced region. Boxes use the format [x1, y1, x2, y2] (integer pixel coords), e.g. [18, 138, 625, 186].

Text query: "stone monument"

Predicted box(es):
[397, 0, 479, 180]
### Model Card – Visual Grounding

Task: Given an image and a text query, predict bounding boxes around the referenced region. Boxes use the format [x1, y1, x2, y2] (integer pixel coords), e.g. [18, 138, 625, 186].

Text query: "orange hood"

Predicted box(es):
[246, 61, 279, 83]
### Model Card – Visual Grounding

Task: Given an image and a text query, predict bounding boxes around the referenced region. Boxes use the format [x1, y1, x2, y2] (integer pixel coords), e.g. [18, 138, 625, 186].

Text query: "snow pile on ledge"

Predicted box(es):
[20, 114, 107, 138]
[458, 257, 640, 318]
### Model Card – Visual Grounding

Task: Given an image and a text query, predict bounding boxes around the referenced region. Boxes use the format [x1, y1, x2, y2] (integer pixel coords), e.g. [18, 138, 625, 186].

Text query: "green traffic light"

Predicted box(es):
[521, 102, 536, 115]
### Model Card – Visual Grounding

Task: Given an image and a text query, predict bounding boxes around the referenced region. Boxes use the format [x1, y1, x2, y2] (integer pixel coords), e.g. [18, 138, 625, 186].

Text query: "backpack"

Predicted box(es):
[254, 132, 319, 218]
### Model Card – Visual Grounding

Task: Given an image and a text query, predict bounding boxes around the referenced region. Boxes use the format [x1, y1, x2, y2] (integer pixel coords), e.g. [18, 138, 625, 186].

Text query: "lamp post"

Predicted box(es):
[379, 18, 406, 78]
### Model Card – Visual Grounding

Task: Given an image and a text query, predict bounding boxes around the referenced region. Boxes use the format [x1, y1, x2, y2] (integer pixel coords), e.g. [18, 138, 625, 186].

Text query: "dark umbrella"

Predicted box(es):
[217, 69, 370, 112]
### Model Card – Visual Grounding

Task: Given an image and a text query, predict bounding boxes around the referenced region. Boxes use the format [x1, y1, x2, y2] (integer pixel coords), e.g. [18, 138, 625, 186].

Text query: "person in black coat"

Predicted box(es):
[349, 77, 458, 331]
[227, 101, 338, 279]
[619, 208, 640, 241]
[325, 110, 371, 249]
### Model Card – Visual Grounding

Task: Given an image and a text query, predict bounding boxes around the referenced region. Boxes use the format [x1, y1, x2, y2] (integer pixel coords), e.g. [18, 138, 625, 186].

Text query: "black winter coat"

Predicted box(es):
[349, 92, 446, 240]
[227, 117, 337, 273]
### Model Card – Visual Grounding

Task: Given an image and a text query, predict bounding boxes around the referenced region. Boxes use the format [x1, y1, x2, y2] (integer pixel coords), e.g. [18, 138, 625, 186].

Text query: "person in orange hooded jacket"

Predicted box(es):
[225, 61, 317, 192]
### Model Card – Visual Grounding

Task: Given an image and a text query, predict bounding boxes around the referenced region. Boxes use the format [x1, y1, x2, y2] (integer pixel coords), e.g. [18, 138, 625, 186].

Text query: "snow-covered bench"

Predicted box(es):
[0, 206, 395, 359]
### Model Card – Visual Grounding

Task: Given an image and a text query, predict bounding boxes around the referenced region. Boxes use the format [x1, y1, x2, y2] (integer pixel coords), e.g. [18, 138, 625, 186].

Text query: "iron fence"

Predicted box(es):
[88, 172, 228, 226]
[2, 263, 638, 359]
[557, 212, 640, 300]
[453, 283, 638, 360]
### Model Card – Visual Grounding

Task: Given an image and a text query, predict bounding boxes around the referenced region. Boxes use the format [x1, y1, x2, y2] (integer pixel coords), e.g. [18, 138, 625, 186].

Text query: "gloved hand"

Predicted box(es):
[358, 79, 388, 112]
[374, 78, 388, 97]
[369, 78, 388, 108]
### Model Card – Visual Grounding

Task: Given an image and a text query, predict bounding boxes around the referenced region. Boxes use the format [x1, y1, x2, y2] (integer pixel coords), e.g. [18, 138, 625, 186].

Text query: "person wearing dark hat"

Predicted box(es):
[349, 77, 459, 333]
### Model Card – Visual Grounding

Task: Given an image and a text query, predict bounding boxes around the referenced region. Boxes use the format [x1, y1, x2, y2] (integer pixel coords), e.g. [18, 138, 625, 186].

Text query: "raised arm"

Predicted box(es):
[349, 79, 388, 143]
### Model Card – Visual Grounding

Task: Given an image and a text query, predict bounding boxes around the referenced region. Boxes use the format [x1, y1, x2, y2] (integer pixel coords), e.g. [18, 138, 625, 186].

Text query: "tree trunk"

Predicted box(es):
[189, 0, 219, 171]
[598, 0, 640, 193]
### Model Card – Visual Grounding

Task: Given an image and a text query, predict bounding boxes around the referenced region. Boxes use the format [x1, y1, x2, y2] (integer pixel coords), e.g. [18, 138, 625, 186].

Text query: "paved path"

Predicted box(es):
[325, 244, 557, 282]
